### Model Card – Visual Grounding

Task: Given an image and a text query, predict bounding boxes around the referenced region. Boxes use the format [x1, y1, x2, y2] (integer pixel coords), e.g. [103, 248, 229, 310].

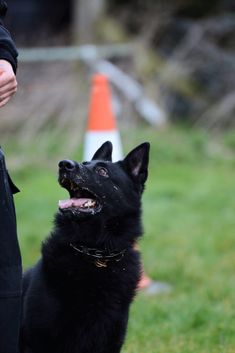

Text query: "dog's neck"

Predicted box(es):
[42, 211, 141, 273]
[54, 211, 141, 249]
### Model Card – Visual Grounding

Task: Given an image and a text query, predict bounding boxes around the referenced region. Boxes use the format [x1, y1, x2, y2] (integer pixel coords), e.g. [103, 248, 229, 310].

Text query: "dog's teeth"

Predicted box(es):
[83, 200, 96, 208]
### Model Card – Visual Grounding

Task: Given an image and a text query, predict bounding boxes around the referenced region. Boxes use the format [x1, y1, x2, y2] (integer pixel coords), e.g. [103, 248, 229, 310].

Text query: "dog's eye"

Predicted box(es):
[96, 167, 109, 178]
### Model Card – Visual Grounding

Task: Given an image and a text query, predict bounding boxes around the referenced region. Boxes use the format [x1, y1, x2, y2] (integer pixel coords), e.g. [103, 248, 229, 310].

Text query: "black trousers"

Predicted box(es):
[0, 148, 22, 353]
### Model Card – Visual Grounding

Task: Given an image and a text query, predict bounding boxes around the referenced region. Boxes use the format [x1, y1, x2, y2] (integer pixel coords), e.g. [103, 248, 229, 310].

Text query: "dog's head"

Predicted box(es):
[58, 141, 150, 220]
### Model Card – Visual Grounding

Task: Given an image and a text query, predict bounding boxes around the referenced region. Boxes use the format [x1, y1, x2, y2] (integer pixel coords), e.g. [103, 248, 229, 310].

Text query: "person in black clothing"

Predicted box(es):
[0, 1, 17, 107]
[0, 2, 22, 353]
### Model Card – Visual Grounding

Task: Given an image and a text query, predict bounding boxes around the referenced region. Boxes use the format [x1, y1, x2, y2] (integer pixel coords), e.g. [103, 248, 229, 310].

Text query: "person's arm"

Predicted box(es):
[0, 1, 18, 107]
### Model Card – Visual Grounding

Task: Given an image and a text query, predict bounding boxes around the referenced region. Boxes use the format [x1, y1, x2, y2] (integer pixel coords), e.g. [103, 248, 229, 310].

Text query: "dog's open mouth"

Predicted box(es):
[58, 177, 101, 215]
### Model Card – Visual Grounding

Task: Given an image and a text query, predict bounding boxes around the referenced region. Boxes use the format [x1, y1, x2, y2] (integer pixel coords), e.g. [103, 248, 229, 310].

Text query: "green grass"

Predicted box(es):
[4, 125, 235, 353]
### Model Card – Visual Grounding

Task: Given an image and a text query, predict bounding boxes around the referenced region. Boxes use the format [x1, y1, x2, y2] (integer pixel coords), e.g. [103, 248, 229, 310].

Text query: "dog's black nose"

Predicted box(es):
[58, 159, 76, 171]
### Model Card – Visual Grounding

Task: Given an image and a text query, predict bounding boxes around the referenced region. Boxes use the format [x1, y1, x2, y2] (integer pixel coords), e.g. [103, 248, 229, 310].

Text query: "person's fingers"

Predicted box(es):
[0, 71, 16, 87]
[0, 96, 11, 108]
[0, 81, 17, 96]
[0, 88, 17, 102]
[0, 77, 17, 92]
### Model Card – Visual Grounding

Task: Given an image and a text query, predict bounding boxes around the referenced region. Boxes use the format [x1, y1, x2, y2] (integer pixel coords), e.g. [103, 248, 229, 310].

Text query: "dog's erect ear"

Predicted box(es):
[123, 142, 150, 189]
[91, 141, 113, 161]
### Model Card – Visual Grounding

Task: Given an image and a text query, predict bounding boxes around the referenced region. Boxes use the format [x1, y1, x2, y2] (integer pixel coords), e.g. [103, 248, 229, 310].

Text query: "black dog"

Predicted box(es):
[20, 141, 150, 353]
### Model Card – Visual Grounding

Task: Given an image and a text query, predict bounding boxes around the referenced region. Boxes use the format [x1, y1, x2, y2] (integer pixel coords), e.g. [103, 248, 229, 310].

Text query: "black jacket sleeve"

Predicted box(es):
[0, 1, 18, 73]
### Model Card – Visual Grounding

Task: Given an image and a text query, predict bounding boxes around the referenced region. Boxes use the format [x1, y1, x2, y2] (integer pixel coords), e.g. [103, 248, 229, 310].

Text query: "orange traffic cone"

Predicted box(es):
[83, 74, 123, 162]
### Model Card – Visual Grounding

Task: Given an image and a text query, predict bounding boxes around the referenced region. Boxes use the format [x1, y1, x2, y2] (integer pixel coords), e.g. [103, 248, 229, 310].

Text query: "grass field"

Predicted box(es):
[4, 125, 235, 353]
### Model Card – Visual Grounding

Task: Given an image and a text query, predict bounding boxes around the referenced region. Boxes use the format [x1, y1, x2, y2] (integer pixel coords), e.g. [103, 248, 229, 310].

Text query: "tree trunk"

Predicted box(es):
[72, 0, 105, 43]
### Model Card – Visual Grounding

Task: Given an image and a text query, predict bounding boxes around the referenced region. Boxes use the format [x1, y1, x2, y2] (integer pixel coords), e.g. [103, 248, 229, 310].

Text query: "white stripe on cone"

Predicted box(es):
[83, 130, 123, 162]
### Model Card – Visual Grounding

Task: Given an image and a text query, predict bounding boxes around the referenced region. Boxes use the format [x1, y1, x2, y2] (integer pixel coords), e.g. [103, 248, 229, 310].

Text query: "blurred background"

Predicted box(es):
[1, 1, 235, 352]
[2, 0, 235, 133]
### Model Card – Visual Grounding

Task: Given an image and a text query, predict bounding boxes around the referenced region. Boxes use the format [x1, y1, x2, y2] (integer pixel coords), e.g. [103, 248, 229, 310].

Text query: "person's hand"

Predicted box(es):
[0, 59, 17, 107]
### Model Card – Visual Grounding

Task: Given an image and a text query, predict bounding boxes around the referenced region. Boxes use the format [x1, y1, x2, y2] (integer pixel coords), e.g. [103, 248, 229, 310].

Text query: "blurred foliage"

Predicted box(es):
[108, 0, 234, 31]
[107, 0, 235, 128]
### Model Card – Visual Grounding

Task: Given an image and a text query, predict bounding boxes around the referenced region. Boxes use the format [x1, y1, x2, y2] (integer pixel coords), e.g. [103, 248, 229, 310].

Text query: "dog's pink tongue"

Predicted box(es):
[59, 198, 91, 209]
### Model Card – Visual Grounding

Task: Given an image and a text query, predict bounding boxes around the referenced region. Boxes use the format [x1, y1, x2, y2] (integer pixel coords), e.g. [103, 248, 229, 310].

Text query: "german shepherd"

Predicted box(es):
[20, 141, 150, 353]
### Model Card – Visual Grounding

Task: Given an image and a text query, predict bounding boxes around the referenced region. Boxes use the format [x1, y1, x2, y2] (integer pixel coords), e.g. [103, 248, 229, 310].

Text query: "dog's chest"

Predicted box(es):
[49, 280, 127, 352]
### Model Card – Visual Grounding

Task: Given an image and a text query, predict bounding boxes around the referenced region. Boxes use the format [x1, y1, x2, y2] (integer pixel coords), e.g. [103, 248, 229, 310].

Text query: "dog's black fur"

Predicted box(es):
[20, 141, 150, 353]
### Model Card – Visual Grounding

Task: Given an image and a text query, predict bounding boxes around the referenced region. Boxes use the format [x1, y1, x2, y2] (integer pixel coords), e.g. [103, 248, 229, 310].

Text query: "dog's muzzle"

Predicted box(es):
[58, 160, 101, 215]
